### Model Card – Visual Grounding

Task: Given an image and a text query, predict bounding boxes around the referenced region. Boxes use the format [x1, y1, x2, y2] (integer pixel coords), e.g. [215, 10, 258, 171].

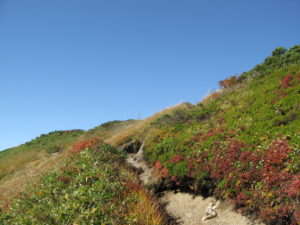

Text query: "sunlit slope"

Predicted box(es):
[140, 46, 300, 224]
[0, 141, 165, 224]
[0, 45, 299, 224]
[0, 120, 137, 207]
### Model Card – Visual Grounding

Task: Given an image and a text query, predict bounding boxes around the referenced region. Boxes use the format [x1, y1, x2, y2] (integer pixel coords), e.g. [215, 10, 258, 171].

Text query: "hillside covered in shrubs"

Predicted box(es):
[142, 45, 300, 224]
[0, 140, 165, 224]
[0, 45, 300, 224]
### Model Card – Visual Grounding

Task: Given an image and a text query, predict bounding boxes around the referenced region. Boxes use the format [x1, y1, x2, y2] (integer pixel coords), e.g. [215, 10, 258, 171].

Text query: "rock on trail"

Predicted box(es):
[161, 191, 261, 225]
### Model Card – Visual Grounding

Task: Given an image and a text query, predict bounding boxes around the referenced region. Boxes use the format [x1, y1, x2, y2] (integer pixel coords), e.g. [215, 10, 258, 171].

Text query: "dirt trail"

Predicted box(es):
[127, 146, 263, 225]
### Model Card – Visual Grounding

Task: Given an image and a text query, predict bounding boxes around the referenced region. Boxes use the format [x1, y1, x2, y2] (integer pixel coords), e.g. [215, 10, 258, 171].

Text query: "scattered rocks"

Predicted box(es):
[202, 200, 219, 221]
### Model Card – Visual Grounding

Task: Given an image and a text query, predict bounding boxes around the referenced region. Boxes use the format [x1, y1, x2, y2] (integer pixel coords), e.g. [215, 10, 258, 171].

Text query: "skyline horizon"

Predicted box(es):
[1, 0, 299, 151]
[0, 43, 295, 152]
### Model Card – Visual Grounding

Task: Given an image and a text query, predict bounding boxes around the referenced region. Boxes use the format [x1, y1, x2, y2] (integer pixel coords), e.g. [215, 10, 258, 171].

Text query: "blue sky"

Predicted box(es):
[0, 0, 299, 151]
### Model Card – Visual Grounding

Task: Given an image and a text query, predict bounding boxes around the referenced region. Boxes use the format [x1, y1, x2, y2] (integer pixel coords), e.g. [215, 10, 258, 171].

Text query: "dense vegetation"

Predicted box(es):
[0, 140, 165, 224]
[143, 45, 300, 224]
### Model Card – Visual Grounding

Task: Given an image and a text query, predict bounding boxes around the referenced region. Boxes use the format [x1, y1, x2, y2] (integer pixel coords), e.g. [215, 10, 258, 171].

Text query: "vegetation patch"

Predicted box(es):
[0, 142, 165, 224]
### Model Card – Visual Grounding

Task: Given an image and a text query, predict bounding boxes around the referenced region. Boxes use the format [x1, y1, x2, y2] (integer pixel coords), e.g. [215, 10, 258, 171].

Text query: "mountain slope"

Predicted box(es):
[0, 120, 136, 207]
[0, 45, 299, 224]
[141, 46, 300, 224]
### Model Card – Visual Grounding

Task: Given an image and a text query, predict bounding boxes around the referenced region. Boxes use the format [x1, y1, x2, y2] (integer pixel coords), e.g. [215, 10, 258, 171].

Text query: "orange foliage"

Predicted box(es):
[154, 160, 164, 170]
[153, 160, 170, 178]
[219, 76, 237, 88]
[69, 137, 100, 154]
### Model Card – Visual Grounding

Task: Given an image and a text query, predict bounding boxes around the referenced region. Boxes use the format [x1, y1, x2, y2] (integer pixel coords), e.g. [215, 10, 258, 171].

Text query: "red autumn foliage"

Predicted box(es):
[211, 139, 246, 179]
[154, 160, 164, 170]
[70, 137, 100, 154]
[153, 160, 170, 178]
[204, 138, 297, 223]
[151, 136, 297, 223]
[284, 173, 300, 197]
[262, 140, 292, 189]
[263, 139, 291, 166]
[281, 75, 294, 88]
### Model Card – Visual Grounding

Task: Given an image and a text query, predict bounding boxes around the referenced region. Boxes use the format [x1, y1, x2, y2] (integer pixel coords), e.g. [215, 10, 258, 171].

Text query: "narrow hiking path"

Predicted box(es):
[126, 146, 264, 225]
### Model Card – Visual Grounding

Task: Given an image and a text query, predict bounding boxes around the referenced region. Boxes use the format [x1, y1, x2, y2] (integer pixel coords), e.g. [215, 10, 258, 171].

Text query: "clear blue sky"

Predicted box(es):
[0, 0, 299, 151]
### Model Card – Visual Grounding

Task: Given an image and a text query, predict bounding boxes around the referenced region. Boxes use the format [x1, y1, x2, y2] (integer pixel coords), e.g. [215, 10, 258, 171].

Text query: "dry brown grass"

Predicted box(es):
[121, 167, 167, 225]
[106, 103, 192, 146]
[0, 149, 68, 207]
[126, 182, 166, 225]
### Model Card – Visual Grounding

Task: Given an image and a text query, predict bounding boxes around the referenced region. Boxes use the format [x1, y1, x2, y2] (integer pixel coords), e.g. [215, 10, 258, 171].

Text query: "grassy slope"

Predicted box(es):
[0, 120, 137, 207]
[0, 130, 84, 206]
[0, 141, 165, 224]
[0, 45, 299, 224]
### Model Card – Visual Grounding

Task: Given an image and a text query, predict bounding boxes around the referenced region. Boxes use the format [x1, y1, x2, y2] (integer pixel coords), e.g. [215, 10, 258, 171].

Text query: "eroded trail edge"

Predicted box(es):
[126, 146, 263, 225]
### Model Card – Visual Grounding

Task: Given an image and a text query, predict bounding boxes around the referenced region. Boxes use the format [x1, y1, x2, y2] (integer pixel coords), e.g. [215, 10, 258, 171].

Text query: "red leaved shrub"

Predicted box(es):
[153, 160, 170, 178]
[284, 174, 300, 197]
[263, 139, 291, 166]
[262, 139, 292, 188]
[211, 139, 246, 179]
[154, 160, 164, 170]
[281, 75, 294, 88]
[69, 137, 100, 154]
